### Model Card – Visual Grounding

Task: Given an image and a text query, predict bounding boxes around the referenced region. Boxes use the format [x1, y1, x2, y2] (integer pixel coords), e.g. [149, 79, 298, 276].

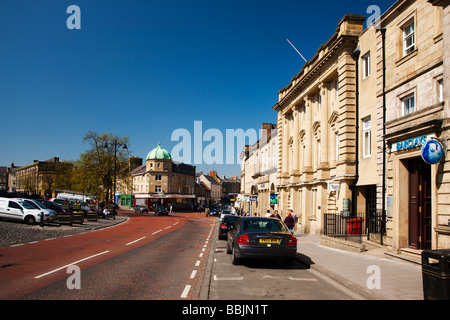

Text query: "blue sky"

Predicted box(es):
[0, 0, 394, 177]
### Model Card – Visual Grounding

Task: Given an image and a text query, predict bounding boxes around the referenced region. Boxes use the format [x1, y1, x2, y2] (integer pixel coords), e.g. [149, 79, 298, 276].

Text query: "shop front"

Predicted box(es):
[386, 130, 444, 252]
[135, 193, 195, 212]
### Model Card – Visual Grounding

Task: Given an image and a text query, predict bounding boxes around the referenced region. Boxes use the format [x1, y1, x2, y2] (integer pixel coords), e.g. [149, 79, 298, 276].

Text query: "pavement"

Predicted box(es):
[293, 232, 424, 300]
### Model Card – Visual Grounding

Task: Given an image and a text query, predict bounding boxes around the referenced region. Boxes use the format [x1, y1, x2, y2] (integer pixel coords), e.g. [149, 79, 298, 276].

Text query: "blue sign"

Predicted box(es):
[421, 139, 444, 165]
[396, 135, 427, 151]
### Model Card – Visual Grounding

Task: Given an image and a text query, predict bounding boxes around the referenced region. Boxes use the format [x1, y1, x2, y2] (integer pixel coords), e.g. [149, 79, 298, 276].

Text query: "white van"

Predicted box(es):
[17, 198, 58, 222]
[0, 197, 52, 225]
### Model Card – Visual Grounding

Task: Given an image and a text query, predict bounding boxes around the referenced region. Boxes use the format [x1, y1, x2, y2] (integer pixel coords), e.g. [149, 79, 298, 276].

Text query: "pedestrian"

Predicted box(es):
[265, 209, 271, 217]
[271, 210, 281, 219]
[290, 209, 298, 231]
[103, 207, 110, 219]
[284, 211, 295, 233]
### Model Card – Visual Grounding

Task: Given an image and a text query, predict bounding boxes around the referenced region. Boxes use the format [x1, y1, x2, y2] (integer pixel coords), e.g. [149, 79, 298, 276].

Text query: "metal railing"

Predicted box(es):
[323, 212, 366, 243]
[323, 211, 385, 244]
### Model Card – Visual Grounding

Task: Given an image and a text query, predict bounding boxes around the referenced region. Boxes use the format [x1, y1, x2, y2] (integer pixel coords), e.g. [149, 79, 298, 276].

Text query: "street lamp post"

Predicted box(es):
[104, 139, 127, 219]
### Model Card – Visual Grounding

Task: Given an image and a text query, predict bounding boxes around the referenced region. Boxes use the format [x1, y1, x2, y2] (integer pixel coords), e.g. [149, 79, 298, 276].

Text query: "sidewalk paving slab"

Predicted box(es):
[294, 233, 423, 300]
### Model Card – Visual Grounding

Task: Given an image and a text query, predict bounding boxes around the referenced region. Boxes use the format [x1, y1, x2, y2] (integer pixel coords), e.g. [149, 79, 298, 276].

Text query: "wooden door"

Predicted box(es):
[408, 158, 431, 250]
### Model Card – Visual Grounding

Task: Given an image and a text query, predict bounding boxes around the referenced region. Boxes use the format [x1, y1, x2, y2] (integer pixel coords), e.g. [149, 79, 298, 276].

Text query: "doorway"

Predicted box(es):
[407, 158, 431, 250]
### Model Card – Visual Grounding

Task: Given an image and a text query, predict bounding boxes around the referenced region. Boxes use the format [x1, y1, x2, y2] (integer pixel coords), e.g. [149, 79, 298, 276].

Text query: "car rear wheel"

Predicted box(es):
[231, 246, 241, 265]
[226, 241, 232, 254]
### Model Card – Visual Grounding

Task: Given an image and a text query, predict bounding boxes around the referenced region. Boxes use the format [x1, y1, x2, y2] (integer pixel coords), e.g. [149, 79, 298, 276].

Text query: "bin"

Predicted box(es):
[347, 218, 365, 235]
[421, 249, 450, 300]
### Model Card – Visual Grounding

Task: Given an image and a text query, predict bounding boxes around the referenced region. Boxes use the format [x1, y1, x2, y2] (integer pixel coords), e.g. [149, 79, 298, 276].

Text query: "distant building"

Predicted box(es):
[14, 157, 72, 198]
[196, 172, 222, 205]
[131, 143, 196, 211]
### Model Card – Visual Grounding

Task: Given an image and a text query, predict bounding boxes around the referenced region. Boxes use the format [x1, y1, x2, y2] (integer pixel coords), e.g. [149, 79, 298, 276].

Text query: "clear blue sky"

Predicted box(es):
[0, 0, 394, 177]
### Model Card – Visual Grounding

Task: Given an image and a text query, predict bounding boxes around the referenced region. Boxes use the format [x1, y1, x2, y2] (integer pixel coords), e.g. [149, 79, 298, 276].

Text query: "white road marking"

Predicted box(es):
[181, 285, 191, 298]
[34, 250, 110, 279]
[190, 270, 197, 279]
[125, 237, 146, 246]
[152, 229, 162, 235]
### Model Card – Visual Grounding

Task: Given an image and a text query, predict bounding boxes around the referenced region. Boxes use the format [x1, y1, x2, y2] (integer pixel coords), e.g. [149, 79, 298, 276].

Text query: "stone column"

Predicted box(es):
[304, 96, 313, 170]
[292, 106, 300, 175]
[319, 82, 329, 166]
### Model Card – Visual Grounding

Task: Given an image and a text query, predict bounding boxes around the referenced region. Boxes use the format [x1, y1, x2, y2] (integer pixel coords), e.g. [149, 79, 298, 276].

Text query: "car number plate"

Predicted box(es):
[259, 238, 278, 244]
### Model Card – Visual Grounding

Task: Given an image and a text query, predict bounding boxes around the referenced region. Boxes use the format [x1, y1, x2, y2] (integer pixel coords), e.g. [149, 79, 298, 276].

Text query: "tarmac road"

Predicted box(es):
[0, 212, 215, 300]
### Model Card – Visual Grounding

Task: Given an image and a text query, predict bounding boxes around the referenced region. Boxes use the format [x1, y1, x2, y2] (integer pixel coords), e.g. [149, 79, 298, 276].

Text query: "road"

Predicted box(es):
[207, 223, 363, 300]
[1, 211, 367, 301]
[0, 212, 215, 300]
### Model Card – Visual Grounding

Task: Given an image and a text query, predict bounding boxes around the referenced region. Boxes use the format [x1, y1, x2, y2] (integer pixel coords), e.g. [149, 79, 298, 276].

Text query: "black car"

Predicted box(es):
[134, 205, 149, 213]
[36, 199, 64, 213]
[154, 206, 168, 216]
[218, 214, 239, 240]
[227, 217, 297, 265]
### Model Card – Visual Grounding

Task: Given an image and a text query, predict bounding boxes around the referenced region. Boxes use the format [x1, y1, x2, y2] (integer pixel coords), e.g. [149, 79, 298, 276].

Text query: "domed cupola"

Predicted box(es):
[146, 142, 172, 160]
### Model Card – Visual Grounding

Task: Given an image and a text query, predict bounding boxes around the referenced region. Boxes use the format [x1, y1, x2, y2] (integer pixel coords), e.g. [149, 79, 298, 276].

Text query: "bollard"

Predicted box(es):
[40, 212, 44, 227]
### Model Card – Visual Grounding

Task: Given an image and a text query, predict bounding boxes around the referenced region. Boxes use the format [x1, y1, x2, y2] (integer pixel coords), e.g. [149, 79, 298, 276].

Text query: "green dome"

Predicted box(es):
[146, 143, 172, 160]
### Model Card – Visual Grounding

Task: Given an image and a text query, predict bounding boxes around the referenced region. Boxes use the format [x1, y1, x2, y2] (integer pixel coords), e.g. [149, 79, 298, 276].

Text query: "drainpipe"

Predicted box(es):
[351, 46, 361, 217]
[379, 27, 387, 245]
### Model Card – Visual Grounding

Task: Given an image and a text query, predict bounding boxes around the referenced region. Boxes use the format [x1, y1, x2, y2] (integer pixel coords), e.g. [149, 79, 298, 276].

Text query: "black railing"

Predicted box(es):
[366, 210, 385, 242]
[323, 212, 366, 243]
[323, 211, 385, 244]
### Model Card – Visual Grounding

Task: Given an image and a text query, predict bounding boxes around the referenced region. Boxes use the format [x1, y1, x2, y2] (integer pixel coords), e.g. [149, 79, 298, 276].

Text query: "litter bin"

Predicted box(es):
[347, 218, 365, 235]
[421, 249, 450, 300]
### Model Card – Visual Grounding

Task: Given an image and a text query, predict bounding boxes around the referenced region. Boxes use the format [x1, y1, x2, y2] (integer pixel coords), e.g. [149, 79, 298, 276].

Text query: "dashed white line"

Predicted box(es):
[181, 285, 191, 298]
[190, 270, 197, 279]
[152, 229, 163, 235]
[34, 250, 110, 279]
[125, 237, 146, 246]
[195, 260, 200, 267]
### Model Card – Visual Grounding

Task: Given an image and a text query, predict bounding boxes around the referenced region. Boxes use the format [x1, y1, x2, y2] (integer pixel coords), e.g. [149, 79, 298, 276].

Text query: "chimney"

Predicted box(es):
[209, 170, 217, 178]
[261, 123, 274, 144]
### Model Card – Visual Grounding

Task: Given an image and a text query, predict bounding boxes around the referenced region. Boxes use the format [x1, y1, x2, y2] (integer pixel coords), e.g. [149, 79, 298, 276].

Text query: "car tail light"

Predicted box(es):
[238, 233, 250, 244]
[288, 234, 297, 245]
[220, 223, 227, 229]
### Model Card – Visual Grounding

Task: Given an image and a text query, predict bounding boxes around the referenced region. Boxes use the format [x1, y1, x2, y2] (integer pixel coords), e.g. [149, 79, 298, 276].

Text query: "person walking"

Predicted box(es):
[290, 209, 298, 231]
[284, 211, 295, 233]
[271, 210, 281, 219]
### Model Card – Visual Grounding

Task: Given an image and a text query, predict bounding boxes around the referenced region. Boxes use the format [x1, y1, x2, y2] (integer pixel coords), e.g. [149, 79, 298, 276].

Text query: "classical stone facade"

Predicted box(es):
[273, 15, 365, 234]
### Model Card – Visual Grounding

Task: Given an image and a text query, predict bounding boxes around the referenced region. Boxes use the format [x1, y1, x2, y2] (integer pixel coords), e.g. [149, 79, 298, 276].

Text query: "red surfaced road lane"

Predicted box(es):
[0, 212, 214, 299]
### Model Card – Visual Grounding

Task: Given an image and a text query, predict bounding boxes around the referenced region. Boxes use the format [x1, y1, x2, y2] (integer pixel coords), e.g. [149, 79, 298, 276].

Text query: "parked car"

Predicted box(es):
[218, 214, 240, 240]
[17, 198, 58, 222]
[134, 205, 149, 213]
[154, 206, 169, 216]
[35, 199, 63, 213]
[0, 197, 53, 225]
[226, 217, 297, 265]
[219, 209, 233, 221]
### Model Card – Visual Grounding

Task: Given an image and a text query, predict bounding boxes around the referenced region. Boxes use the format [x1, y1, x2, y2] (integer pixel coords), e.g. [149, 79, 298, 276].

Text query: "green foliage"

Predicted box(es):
[68, 131, 131, 203]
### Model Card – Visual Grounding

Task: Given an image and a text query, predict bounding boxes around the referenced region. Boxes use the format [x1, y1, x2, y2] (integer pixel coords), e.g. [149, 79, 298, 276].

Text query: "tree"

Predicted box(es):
[77, 131, 131, 204]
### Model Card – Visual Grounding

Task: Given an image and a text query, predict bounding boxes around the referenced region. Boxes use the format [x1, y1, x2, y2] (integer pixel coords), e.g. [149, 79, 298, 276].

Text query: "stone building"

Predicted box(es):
[273, 15, 365, 234]
[428, 0, 450, 249]
[14, 157, 72, 198]
[368, 0, 447, 253]
[132, 143, 196, 212]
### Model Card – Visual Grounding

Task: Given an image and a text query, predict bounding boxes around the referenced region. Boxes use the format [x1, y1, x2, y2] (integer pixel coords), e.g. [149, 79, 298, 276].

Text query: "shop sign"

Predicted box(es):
[421, 139, 445, 165]
[392, 135, 427, 152]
